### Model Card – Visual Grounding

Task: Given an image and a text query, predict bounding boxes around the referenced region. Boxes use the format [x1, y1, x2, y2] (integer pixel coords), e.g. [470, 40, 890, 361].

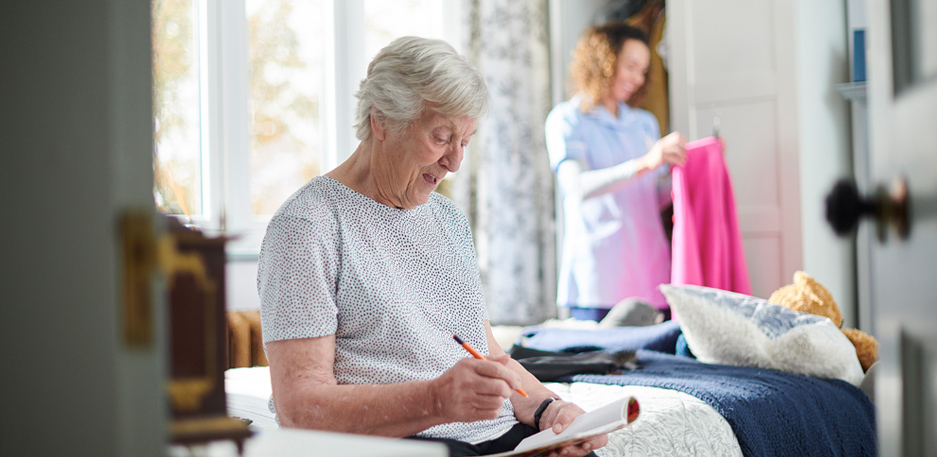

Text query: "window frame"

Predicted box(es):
[169, 0, 463, 258]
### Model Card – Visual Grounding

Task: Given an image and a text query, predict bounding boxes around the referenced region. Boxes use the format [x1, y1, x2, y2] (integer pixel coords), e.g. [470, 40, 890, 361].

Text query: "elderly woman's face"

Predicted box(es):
[375, 110, 476, 209]
[608, 38, 650, 103]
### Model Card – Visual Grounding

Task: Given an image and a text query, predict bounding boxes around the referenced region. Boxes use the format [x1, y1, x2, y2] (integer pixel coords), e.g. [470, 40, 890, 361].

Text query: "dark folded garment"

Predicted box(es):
[509, 346, 638, 382]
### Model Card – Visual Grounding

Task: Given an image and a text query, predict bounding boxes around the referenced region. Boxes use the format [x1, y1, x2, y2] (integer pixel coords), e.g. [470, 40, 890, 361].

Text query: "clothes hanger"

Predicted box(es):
[711, 114, 728, 156]
[712, 106, 723, 139]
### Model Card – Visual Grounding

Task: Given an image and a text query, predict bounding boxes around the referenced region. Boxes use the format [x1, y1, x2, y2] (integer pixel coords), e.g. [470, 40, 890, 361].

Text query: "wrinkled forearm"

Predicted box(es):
[275, 378, 445, 438]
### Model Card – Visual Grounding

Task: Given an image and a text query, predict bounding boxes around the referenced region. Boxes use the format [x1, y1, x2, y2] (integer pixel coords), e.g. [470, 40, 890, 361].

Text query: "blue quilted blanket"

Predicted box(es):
[565, 350, 876, 457]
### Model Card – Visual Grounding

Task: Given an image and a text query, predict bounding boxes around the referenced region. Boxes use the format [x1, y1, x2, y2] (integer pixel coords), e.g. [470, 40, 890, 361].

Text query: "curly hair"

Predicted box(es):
[569, 22, 650, 112]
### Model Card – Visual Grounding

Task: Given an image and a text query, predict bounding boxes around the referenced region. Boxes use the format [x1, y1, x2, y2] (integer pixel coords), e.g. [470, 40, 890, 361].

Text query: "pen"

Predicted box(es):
[453, 334, 528, 397]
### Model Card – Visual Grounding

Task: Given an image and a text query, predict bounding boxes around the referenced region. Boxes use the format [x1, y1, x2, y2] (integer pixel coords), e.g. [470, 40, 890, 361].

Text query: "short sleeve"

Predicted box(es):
[257, 211, 341, 344]
[545, 102, 588, 172]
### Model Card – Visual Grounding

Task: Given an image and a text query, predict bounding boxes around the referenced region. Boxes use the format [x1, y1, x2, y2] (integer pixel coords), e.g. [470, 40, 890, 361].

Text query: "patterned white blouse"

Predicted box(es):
[257, 176, 516, 443]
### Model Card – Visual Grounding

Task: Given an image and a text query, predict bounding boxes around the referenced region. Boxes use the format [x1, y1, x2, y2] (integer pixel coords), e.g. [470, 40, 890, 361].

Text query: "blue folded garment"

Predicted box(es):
[518, 319, 683, 354]
[568, 350, 877, 457]
[674, 333, 696, 358]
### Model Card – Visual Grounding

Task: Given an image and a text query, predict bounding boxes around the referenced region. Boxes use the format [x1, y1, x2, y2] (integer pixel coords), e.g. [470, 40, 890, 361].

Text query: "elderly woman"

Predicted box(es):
[258, 36, 606, 457]
[546, 22, 688, 322]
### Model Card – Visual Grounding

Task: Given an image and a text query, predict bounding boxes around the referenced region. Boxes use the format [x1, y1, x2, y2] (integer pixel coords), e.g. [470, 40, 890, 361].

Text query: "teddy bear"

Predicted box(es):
[768, 271, 878, 372]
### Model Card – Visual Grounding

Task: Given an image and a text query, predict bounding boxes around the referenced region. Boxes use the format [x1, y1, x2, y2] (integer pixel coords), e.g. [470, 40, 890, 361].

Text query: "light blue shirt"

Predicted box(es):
[545, 95, 672, 309]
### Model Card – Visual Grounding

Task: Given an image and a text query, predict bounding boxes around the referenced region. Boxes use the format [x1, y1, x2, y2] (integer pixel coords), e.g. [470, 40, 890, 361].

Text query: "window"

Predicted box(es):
[152, 0, 460, 257]
[153, 0, 202, 219]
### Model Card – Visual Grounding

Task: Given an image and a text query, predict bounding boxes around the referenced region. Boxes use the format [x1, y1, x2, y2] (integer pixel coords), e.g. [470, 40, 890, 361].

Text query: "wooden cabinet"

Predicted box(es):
[165, 218, 251, 451]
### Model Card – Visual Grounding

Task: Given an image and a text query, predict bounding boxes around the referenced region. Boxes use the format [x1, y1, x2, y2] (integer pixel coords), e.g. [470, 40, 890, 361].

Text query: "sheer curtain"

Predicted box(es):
[452, 0, 555, 325]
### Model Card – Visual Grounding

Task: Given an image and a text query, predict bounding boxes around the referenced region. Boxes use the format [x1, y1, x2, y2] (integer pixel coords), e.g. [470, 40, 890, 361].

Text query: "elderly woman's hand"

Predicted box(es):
[431, 354, 523, 423]
[645, 131, 688, 169]
[537, 400, 609, 457]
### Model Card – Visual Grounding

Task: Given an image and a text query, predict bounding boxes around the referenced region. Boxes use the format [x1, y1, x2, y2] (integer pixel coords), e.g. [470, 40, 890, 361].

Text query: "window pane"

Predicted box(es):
[152, 0, 202, 218]
[246, 0, 325, 217]
[364, 0, 443, 61]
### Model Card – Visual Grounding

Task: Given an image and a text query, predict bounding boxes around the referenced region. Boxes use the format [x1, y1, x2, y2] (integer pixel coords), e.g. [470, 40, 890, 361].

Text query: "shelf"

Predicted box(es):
[836, 82, 867, 102]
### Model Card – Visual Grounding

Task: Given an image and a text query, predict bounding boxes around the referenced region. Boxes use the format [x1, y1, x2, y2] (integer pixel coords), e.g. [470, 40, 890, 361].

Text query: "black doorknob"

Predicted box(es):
[825, 178, 909, 241]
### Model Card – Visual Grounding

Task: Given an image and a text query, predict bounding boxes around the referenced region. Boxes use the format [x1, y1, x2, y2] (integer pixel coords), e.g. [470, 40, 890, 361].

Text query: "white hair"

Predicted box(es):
[353, 36, 490, 141]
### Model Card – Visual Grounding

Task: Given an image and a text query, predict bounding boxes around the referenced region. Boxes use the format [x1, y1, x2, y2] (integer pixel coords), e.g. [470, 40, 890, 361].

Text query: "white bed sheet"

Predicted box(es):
[225, 366, 278, 432]
[225, 367, 742, 457]
[544, 382, 742, 457]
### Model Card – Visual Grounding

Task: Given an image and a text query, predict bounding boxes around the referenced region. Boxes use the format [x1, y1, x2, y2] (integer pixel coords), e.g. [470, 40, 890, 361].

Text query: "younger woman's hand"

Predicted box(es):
[645, 131, 688, 169]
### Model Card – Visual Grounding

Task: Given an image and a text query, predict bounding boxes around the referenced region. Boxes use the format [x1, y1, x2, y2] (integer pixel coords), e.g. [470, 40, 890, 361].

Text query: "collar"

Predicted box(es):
[573, 94, 636, 127]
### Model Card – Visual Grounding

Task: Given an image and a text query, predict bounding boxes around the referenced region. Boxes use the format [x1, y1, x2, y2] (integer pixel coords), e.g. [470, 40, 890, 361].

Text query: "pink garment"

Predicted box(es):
[670, 137, 751, 294]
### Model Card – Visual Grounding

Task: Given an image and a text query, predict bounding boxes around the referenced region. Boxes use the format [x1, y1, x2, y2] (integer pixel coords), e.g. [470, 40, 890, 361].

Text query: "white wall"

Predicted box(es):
[548, 0, 613, 105]
[666, 0, 804, 299]
[228, 261, 262, 310]
[843, 0, 873, 334]
[794, 0, 857, 327]
[0, 2, 166, 456]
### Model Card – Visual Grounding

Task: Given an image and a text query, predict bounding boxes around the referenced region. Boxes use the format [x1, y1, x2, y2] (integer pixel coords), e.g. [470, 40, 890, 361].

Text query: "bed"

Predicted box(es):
[225, 366, 743, 457]
[225, 284, 877, 457]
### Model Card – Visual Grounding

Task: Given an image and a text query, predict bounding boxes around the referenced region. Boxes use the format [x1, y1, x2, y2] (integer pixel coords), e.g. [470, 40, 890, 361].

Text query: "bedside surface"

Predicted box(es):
[169, 428, 447, 457]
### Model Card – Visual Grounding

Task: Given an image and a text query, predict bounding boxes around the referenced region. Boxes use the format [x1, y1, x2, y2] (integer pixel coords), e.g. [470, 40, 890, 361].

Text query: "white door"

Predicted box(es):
[0, 2, 166, 456]
[865, 1, 937, 455]
[667, 0, 804, 298]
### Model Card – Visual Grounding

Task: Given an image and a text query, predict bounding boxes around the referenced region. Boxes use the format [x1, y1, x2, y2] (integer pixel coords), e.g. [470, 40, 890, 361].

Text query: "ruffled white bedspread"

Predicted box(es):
[544, 382, 742, 457]
[225, 367, 743, 456]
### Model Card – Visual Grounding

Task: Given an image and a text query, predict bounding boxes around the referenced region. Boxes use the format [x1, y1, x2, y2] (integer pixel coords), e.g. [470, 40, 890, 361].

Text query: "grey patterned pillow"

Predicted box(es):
[660, 284, 864, 386]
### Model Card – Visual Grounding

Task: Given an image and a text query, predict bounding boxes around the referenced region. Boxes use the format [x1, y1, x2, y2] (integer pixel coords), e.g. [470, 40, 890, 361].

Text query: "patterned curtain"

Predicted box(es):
[451, 0, 555, 325]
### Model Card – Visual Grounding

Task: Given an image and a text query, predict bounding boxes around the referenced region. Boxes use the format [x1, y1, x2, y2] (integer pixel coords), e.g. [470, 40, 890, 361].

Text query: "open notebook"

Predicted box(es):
[487, 396, 640, 457]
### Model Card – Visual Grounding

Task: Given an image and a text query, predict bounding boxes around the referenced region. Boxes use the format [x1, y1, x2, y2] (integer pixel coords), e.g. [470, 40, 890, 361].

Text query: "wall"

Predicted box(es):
[665, 0, 804, 299]
[794, 0, 857, 327]
[0, 2, 166, 456]
[548, 0, 611, 105]
[844, 0, 873, 333]
[229, 261, 262, 310]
